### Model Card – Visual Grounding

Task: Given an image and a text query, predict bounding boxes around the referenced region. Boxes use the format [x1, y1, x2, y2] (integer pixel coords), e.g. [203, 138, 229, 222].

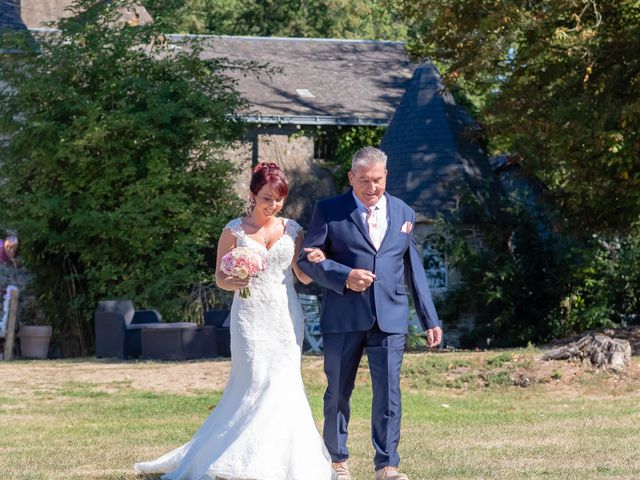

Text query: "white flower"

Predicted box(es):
[236, 267, 249, 279]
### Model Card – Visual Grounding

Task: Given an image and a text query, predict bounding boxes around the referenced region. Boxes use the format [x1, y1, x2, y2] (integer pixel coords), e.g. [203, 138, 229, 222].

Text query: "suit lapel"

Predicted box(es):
[378, 193, 400, 252]
[342, 190, 376, 250]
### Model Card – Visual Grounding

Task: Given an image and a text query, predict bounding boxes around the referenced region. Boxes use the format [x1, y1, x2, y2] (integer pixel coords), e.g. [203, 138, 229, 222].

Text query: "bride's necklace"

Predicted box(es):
[244, 217, 273, 247]
[256, 228, 268, 246]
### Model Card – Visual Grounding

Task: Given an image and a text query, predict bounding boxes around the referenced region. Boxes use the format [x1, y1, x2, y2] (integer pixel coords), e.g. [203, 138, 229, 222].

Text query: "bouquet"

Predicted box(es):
[220, 247, 266, 298]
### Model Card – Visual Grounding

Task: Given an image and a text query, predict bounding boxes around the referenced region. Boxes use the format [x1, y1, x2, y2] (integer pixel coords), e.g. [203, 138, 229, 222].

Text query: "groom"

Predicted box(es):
[298, 147, 442, 480]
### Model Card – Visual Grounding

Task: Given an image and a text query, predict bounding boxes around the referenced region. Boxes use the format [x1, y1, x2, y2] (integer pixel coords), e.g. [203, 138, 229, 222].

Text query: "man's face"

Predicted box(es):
[348, 162, 387, 208]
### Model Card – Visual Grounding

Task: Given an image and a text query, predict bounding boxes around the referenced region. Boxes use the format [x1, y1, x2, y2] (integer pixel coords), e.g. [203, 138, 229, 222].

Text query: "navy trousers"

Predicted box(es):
[322, 323, 406, 469]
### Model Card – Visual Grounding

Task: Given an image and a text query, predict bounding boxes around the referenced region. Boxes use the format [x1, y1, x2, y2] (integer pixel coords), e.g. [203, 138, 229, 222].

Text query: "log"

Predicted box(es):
[540, 332, 631, 371]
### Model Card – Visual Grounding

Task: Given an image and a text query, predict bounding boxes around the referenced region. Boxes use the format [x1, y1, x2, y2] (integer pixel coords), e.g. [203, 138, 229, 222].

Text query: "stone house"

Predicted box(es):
[190, 35, 493, 279]
[175, 36, 500, 344]
[380, 63, 495, 292]
[196, 36, 502, 345]
[182, 34, 416, 223]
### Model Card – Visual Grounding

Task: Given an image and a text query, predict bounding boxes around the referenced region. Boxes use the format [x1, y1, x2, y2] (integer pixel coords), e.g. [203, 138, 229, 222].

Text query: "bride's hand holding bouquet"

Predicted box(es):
[220, 247, 266, 298]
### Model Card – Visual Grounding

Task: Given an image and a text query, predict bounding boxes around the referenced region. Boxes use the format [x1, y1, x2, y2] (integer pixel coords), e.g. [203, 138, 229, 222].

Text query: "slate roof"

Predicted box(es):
[170, 35, 416, 126]
[0, 1, 27, 32]
[491, 155, 548, 208]
[380, 64, 496, 222]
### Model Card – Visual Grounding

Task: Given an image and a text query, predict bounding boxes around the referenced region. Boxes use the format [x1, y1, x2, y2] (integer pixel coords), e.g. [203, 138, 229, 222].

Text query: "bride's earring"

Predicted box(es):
[247, 197, 256, 215]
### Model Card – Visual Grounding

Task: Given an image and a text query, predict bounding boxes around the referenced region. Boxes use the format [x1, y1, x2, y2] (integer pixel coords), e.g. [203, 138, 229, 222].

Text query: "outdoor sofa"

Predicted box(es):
[95, 300, 231, 360]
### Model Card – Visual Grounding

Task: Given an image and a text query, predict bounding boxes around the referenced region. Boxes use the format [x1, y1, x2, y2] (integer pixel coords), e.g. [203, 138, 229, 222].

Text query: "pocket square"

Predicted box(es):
[401, 221, 413, 233]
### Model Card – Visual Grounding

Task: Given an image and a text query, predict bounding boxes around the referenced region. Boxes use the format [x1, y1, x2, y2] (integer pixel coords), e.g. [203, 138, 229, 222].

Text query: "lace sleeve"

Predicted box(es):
[224, 218, 244, 238]
[285, 219, 303, 239]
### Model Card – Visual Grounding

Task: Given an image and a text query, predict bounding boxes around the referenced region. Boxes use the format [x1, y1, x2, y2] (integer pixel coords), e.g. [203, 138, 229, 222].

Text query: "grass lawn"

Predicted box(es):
[1, 349, 639, 479]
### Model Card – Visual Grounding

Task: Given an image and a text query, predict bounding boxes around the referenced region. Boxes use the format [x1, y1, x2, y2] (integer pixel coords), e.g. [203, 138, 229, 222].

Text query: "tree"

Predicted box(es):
[0, 0, 250, 355]
[396, 0, 640, 234]
[144, 0, 408, 40]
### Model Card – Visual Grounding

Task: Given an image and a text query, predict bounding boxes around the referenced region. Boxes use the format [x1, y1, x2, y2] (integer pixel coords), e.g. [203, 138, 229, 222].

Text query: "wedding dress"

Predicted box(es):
[134, 218, 335, 480]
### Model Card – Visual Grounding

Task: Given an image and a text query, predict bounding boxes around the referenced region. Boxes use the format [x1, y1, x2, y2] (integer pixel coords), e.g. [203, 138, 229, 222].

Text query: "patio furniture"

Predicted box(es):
[298, 293, 323, 353]
[95, 300, 164, 359]
[141, 323, 217, 360]
[203, 309, 231, 357]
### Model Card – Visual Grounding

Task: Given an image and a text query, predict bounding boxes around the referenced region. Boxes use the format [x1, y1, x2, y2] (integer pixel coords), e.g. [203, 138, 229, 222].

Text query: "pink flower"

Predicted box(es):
[221, 247, 266, 298]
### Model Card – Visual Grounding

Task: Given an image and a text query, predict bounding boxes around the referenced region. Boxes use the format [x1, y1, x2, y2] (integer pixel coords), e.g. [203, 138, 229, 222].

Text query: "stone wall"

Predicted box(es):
[226, 126, 336, 226]
[20, 0, 152, 28]
[412, 222, 484, 348]
[223, 137, 254, 204]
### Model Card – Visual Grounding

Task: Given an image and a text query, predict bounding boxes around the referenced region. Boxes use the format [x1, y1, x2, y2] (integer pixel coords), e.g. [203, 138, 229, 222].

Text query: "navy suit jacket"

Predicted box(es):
[298, 190, 441, 334]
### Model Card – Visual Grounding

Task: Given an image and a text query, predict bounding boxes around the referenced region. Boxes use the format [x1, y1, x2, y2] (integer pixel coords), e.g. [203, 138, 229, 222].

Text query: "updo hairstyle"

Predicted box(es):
[250, 162, 289, 198]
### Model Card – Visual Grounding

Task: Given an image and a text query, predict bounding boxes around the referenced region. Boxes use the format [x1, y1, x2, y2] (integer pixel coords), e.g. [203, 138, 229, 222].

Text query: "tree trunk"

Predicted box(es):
[540, 333, 631, 371]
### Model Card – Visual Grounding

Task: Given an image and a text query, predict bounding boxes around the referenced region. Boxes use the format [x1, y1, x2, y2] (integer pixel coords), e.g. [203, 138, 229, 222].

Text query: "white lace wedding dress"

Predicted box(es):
[134, 218, 335, 480]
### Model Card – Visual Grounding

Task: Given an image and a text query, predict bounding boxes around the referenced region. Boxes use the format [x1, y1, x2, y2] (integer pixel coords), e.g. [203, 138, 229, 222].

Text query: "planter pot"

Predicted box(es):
[18, 325, 53, 359]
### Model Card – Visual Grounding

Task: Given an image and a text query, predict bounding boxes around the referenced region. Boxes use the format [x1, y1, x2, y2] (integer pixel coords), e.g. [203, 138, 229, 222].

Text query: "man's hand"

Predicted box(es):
[345, 269, 376, 292]
[424, 326, 443, 348]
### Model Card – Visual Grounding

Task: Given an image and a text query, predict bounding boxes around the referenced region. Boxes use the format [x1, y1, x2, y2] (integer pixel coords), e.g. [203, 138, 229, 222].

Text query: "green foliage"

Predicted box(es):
[443, 200, 564, 347]
[442, 183, 640, 347]
[0, 0, 250, 355]
[309, 125, 386, 192]
[547, 228, 640, 338]
[144, 0, 408, 40]
[396, 0, 640, 235]
[406, 323, 426, 351]
[483, 370, 513, 388]
[486, 352, 513, 368]
[393, 0, 640, 345]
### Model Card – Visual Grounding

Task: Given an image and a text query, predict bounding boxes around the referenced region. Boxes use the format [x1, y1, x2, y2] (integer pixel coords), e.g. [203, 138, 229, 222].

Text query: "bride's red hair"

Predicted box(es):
[250, 162, 289, 198]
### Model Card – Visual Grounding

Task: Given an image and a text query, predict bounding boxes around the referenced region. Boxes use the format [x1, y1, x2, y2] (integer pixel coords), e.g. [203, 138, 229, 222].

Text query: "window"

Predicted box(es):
[313, 129, 338, 160]
[422, 235, 447, 289]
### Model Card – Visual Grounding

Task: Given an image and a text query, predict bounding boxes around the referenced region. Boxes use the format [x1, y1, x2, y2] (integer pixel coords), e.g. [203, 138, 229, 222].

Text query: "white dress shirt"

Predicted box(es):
[352, 192, 388, 243]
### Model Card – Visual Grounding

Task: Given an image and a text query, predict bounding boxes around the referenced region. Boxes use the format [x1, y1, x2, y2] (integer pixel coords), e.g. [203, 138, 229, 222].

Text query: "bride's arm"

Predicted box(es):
[215, 228, 251, 292]
[292, 232, 324, 285]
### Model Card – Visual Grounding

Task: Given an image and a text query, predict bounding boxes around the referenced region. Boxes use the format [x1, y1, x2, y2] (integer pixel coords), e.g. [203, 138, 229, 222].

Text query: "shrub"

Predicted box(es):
[0, 0, 251, 355]
[442, 188, 640, 348]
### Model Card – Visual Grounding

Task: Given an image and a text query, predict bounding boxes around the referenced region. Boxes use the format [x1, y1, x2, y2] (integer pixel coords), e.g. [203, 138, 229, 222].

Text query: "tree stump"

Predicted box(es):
[540, 332, 631, 371]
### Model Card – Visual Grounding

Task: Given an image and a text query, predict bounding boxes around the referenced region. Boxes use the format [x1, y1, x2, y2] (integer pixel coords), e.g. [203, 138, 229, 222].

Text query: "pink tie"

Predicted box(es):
[366, 207, 381, 250]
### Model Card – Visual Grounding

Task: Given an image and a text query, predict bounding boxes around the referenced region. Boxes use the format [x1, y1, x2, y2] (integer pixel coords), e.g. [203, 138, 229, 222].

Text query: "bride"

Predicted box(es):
[134, 162, 334, 480]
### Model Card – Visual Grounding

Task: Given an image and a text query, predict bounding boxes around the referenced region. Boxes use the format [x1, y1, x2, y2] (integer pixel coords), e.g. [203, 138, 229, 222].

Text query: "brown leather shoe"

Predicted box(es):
[332, 461, 351, 480]
[374, 466, 409, 480]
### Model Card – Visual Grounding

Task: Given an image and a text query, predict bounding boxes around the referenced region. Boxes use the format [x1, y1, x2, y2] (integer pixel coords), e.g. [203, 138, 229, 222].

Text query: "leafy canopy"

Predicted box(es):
[396, 0, 640, 234]
[144, 0, 407, 40]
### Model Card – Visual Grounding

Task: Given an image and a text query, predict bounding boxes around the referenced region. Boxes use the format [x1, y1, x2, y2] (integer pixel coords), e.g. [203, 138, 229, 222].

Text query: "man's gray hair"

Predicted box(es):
[351, 146, 387, 171]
